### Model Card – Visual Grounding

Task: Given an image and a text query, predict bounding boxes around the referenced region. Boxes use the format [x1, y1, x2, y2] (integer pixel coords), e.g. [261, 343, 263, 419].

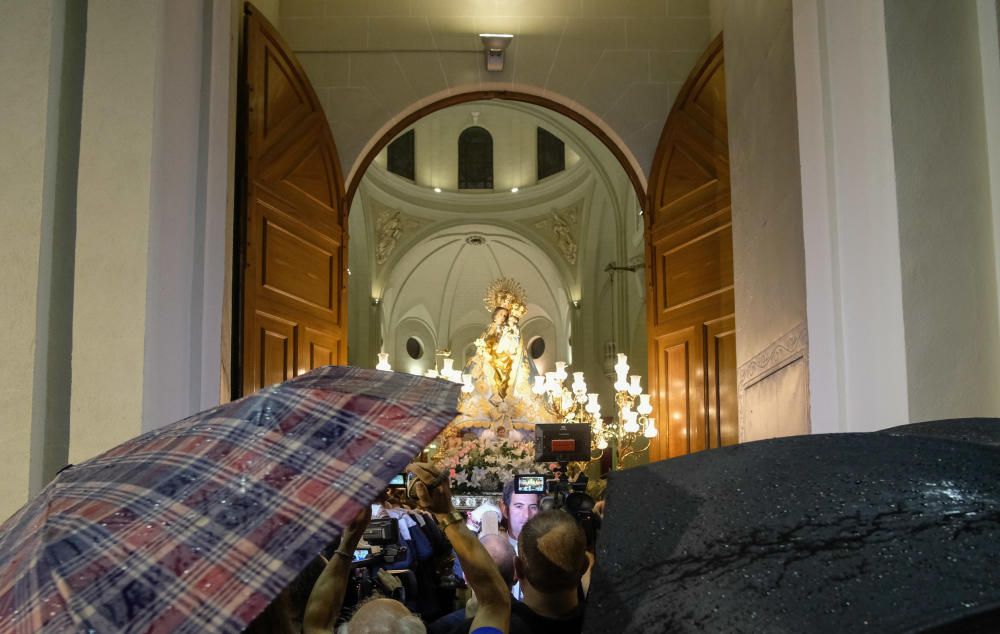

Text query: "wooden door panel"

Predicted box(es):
[254, 311, 297, 391]
[301, 326, 341, 374]
[660, 140, 718, 208]
[662, 225, 734, 308]
[706, 316, 738, 448]
[257, 125, 343, 237]
[239, 4, 346, 397]
[651, 326, 708, 458]
[647, 34, 736, 460]
[251, 27, 314, 158]
[262, 219, 335, 310]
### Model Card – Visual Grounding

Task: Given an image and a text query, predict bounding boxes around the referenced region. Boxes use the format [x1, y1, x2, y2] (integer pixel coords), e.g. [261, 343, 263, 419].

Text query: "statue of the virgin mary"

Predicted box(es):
[451, 277, 556, 438]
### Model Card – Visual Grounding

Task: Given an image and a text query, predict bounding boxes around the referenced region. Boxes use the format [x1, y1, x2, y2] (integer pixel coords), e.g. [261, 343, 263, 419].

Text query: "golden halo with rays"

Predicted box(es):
[483, 277, 527, 316]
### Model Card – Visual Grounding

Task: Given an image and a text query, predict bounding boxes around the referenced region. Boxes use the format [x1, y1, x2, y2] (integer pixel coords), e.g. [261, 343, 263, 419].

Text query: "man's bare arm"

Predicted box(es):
[408, 462, 511, 634]
[303, 507, 370, 634]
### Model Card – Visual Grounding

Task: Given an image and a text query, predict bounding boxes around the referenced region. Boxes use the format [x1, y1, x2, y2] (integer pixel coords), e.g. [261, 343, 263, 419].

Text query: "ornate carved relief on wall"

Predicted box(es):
[534, 202, 581, 265]
[737, 322, 810, 442]
[374, 207, 422, 265]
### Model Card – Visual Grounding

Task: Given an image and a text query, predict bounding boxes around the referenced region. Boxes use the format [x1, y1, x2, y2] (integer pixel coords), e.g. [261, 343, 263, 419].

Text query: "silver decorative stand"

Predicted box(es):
[451, 493, 503, 511]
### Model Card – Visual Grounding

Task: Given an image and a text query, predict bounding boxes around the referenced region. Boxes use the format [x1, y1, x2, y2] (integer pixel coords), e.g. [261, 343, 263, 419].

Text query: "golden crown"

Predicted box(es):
[484, 277, 527, 317]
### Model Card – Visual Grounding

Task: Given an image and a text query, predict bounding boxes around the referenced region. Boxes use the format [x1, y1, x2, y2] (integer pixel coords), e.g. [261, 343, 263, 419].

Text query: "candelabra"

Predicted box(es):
[593, 353, 657, 471]
[379, 350, 654, 471]
[531, 363, 602, 433]
[375, 352, 474, 393]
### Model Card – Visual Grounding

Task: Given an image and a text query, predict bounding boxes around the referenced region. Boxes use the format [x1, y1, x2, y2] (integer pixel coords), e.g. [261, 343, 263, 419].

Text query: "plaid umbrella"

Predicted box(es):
[0, 366, 459, 633]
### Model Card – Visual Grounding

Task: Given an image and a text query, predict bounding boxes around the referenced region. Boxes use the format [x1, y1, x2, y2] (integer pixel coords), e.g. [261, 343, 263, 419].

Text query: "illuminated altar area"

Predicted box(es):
[376, 277, 657, 500]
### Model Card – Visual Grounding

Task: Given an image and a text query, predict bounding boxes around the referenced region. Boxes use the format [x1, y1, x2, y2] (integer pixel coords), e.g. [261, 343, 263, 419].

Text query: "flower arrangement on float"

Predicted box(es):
[434, 436, 536, 494]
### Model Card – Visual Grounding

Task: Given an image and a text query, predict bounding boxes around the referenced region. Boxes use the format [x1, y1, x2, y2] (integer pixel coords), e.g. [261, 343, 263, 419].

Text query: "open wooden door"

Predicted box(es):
[236, 4, 347, 396]
[646, 34, 737, 460]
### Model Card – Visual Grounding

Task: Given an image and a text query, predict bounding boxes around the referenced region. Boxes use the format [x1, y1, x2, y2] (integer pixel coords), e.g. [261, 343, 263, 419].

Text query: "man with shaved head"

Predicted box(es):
[438, 510, 588, 634]
[511, 510, 588, 633]
[338, 597, 426, 634]
[478, 534, 516, 589]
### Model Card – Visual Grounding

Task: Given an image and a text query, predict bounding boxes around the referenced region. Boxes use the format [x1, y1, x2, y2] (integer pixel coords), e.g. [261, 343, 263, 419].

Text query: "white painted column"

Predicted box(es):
[977, 0, 1000, 393]
[70, 0, 235, 461]
[885, 0, 1000, 421]
[143, 0, 236, 430]
[0, 1, 64, 519]
[793, 0, 910, 433]
[70, 0, 164, 462]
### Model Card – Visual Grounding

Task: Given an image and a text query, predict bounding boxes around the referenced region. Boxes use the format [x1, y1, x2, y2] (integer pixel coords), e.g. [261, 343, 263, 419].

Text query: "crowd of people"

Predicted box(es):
[244, 463, 600, 634]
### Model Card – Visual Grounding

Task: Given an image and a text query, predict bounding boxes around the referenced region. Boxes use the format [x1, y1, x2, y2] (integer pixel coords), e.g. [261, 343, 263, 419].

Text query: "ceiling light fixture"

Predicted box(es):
[479, 33, 513, 72]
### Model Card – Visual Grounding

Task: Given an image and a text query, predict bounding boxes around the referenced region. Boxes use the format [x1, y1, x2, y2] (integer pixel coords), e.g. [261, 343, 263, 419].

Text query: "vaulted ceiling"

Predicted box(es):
[346, 99, 646, 384]
[273, 0, 712, 183]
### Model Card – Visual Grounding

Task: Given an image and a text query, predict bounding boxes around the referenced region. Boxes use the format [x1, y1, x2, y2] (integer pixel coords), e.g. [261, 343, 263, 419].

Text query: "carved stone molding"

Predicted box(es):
[533, 202, 581, 265]
[374, 207, 422, 266]
[737, 322, 809, 440]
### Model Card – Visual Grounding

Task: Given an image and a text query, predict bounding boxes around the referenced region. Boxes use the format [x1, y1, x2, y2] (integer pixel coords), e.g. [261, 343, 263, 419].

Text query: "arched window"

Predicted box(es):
[387, 129, 415, 180]
[458, 126, 493, 189]
[537, 127, 565, 180]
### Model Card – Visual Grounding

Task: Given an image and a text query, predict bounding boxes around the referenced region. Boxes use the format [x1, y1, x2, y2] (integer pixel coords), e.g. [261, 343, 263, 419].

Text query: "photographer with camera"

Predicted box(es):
[302, 464, 511, 634]
[408, 462, 512, 634]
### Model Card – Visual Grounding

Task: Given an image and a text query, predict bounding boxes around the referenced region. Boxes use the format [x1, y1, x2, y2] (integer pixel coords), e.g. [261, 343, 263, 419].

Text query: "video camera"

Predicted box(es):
[516, 424, 601, 546]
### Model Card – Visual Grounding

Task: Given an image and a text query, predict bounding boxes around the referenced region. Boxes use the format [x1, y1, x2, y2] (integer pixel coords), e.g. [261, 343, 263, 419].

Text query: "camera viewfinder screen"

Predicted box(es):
[353, 549, 371, 562]
[517, 475, 546, 493]
[388, 474, 405, 486]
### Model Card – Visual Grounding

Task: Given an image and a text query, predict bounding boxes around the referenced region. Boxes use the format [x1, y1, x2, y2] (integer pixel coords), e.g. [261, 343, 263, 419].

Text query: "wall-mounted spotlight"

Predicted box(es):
[479, 33, 513, 71]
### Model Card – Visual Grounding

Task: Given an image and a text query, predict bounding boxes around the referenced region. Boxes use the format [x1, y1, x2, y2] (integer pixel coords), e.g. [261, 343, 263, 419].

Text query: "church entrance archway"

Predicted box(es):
[234, 4, 736, 462]
[342, 90, 647, 212]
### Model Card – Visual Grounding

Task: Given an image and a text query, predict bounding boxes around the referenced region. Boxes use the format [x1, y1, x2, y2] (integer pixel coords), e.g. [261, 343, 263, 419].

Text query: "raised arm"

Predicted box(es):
[407, 462, 511, 634]
[302, 506, 371, 634]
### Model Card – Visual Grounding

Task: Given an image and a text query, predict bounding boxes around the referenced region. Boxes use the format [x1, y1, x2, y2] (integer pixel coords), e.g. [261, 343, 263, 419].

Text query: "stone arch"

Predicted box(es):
[344, 86, 648, 209]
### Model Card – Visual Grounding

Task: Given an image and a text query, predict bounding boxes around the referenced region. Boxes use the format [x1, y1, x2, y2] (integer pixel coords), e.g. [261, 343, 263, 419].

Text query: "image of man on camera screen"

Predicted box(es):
[500, 478, 541, 554]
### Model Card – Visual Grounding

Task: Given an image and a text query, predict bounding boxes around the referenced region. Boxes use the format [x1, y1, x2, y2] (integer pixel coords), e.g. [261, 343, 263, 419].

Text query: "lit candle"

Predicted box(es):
[644, 417, 658, 438]
[532, 375, 546, 394]
[637, 394, 653, 415]
[554, 362, 568, 382]
[614, 353, 629, 380]
[628, 375, 642, 396]
[624, 411, 640, 434]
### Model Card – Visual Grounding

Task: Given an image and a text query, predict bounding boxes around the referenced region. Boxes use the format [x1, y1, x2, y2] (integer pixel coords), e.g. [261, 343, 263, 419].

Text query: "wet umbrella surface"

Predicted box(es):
[0, 366, 459, 634]
[583, 433, 1000, 633]
[880, 417, 1000, 448]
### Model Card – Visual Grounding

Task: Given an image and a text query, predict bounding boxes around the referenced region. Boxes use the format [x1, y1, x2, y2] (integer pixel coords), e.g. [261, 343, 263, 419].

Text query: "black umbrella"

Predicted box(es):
[583, 433, 1000, 633]
[880, 417, 1000, 448]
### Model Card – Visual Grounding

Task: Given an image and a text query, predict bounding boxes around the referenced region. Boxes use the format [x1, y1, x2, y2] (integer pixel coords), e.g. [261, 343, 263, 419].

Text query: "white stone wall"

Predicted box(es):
[277, 0, 713, 184]
[886, 0, 1000, 421]
[725, 0, 811, 441]
[0, 1, 62, 519]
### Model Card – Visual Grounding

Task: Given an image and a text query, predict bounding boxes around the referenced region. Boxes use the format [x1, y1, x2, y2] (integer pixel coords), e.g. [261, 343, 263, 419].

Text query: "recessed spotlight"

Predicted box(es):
[510, 187, 519, 193]
[433, 187, 442, 193]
